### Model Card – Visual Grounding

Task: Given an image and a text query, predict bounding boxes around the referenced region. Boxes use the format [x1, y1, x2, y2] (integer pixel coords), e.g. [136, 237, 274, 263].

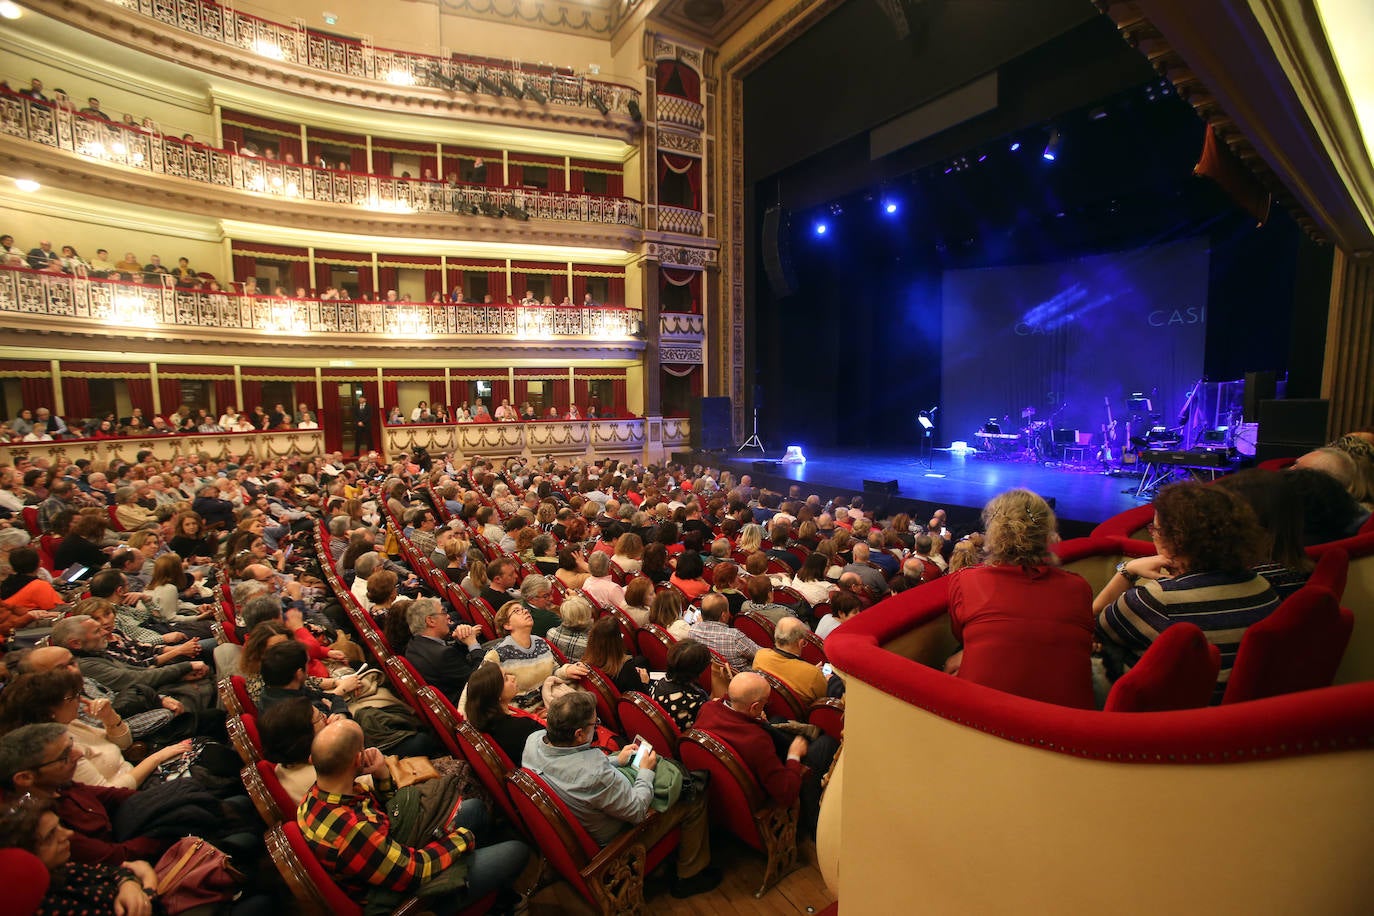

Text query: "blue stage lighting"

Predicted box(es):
[1009, 141, 1021, 151]
[884, 201, 898, 215]
[814, 221, 828, 236]
[1042, 128, 1061, 162]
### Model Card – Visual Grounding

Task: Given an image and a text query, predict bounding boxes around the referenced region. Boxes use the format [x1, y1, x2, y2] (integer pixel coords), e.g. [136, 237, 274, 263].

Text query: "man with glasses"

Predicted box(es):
[521, 691, 722, 899]
[403, 598, 483, 704]
[0, 722, 171, 865]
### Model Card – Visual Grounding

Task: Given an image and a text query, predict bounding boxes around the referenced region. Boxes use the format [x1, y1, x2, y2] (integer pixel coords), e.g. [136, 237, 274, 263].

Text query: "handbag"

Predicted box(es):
[384, 754, 440, 788]
[153, 836, 243, 915]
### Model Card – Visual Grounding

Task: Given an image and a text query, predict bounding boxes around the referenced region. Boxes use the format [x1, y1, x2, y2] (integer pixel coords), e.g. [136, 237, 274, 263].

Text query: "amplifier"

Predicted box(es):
[1139, 449, 1233, 468]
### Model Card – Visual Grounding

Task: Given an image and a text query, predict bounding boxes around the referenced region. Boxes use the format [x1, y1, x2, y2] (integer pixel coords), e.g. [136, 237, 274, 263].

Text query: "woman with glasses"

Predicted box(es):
[0, 669, 190, 789]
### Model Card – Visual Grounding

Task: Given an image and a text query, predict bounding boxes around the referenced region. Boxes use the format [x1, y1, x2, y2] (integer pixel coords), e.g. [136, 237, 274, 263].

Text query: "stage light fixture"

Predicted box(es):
[524, 82, 547, 104]
[627, 99, 642, 122]
[1042, 128, 1061, 162]
[883, 201, 898, 215]
[478, 75, 503, 95]
[590, 93, 610, 116]
[455, 74, 479, 93]
[1009, 141, 1021, 151]
[814, 221, 828, 236]
[500, 76, 524, 99]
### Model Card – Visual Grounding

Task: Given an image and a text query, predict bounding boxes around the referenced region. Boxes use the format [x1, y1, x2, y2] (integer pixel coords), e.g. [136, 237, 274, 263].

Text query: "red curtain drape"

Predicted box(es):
[609, 276, 625, 305]
[220, 123, 245, 153]
[20, 378, 53, 412]
[655, 60, 701, 102]
[358, 381, 378, 450]
[158, 378, 182, 418]
[314, 262, 332, 291]
[445, 267, 464, 299]
[382, 381, 399, 416]
[419, 155, 438, 180]
[551, 379, 569, 410]
[377, 267, 398, 297]
[357, 264, 375, 298]
[550, 273, 567, 301]
[491, 379, 509, 410]
[568, 171, 584, 194]
[428, 380, 447, 408]
[611, 379, 627, 418]
[350, 147, 369, 173]
[573, 380, 590, 411]
[372, 150, 391, 176]
[513, 379, 528, 407]
[658, 154, 700, 209]
[61, 378, 91, 422]
[290, 262, 311, 294]
[125, 378, 153, 415]
[606, 173, 623, 196]
[233, 254, 257, 288]
[424, 271, 443, 301]
[240, 380, 263, 412]
[489, 269, 507, 302]
[507, 163, 522, 186]
[296, 381, 319, 414]
[214, 379, 237, 413]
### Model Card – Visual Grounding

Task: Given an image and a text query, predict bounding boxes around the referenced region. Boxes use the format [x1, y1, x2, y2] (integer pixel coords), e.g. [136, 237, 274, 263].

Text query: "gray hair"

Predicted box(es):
[406, 597, 443, 635]
[520, 574, 551, 602]
[354, 552, 382, 578]
[558, 595, 594, 630]
[51, 615, 92, 649]
[773, 616, 809, 648]
[544, 690, 596, 745]
[587, 551, 609, 577]
[328, 516, 349, 537]
[115, 486, 138, 505]
[0, 722, 68, 787]
[0, 527, 31, 550]
[242, 595, 283, 630]
[232, 579, 269, 608]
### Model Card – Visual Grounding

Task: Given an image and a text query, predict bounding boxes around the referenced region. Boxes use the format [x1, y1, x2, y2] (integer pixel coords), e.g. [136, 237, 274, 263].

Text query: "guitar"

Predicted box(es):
[1097, 396, 1117, 462]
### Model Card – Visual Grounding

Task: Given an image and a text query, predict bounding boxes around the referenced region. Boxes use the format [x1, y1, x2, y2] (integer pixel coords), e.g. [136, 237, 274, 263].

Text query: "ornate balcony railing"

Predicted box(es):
[657, 205, 703, 236]
[0, 92, 641, 227]
[382, 416, 689, 461]
[660, 312, 704, 337]
[0, 429, 325, 463]
[656, 94, 705, 130]
[107, 0, 640, 116]
[0, 267, 643, 339]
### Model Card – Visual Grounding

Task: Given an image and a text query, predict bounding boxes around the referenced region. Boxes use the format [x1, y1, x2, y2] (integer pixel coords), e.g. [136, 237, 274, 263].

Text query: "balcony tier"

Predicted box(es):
[23, 0, 641, 135]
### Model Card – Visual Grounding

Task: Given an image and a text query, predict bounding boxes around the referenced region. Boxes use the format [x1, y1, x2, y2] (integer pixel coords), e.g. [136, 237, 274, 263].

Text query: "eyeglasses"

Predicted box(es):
[36, 739, 77, 769]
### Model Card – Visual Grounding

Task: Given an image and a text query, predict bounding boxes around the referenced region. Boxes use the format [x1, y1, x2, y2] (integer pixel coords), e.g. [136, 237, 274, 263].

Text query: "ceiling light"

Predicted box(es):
[15, 179, 40, 192]
[0, 1, 22, 20]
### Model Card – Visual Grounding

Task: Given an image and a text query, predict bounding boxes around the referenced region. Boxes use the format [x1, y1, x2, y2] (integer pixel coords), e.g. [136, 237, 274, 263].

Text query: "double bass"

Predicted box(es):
[1097, 396, 1117, 463]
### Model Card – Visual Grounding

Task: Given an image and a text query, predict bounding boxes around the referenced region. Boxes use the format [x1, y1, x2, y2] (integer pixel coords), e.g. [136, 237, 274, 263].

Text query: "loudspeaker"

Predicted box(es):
[762, 206, 796, 299]
[700, 397, 732, 451]
[1256, 398, 1328, 464]
[863, 479, 900, 496]
[1243, 371, 1277, 422]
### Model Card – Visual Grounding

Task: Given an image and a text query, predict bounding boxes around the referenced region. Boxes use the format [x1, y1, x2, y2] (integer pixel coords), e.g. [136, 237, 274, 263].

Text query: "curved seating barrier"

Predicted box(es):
[819, 582, 1374, 914]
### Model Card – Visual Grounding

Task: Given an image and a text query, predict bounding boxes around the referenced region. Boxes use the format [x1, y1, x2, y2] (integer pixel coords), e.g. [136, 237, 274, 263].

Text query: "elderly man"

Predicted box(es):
[522, 691, 721, 898]
[580, 551, 626, 611]
[403, 598, 483, 703]
[752, 618, 831, 706]
[299, 719, 529, 913]
[695, 670, 839, 835]
[842, 543, 891, 597]
[34, 408, 69, 438]
[688, 593, 760, 672]
[52, 615, 215, 712]
[837, 571, 877, 609]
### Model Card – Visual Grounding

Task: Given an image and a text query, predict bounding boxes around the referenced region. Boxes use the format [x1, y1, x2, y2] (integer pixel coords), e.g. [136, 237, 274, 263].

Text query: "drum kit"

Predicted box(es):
[975, 406, 1059, 462]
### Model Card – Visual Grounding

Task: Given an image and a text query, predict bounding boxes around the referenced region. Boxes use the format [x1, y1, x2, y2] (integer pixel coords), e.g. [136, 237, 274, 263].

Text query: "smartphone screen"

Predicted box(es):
[631, 736, 652, 767]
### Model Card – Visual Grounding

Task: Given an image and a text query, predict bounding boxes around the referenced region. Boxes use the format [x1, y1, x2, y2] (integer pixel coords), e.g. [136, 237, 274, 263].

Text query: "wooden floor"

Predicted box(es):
[524, 830, 836, 915]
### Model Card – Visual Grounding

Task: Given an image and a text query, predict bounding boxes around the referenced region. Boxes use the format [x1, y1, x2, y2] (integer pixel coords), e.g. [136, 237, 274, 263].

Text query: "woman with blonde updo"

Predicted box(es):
[945, 489, 1095, 708]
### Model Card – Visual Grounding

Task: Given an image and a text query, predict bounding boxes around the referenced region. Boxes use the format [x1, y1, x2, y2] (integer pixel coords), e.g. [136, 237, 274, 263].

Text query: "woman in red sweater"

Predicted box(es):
[946, 488, 1096, 708]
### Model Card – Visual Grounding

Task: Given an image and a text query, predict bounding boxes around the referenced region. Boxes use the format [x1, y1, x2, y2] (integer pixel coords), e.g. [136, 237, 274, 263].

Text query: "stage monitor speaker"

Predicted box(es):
[1052, 428, 1078, 446]
[700, 397, 733, 451]
[762, 206, 796, 299]
[1243, 371, 1277, 422]
[1256, 398, 1328, 464]
[863, 479, 899, 496]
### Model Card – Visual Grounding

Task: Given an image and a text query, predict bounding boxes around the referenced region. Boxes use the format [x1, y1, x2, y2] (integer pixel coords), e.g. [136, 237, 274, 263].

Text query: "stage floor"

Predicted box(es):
[710, 447, 1146, 536]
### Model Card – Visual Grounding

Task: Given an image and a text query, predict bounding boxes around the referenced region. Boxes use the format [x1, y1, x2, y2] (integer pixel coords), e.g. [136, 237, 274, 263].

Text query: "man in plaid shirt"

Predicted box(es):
[298, 720, 528, 912]
[687, 593, 761, 671]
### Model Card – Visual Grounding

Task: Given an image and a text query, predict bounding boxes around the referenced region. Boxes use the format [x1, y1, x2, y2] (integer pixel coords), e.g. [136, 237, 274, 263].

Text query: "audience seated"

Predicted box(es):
[752, 618, 832, 706]
[463, 661, 543, 765]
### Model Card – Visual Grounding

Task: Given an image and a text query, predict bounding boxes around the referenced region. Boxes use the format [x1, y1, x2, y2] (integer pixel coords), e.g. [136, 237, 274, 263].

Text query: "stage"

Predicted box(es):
[699, 447, 1151, 540]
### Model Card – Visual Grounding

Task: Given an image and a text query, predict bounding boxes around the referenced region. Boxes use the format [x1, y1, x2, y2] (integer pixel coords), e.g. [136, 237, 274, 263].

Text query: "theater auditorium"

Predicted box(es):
[0, 0, 1371, 912]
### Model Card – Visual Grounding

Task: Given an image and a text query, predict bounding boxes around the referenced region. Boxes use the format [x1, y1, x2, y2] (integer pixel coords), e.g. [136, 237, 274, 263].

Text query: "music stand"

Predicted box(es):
[916, 413, 934, 469]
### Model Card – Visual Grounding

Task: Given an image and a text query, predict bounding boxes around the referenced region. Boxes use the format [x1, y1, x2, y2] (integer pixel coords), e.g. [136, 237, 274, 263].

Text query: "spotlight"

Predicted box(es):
[455, 74, 479, 93]
[499, 76, 524, 99]
[0, 1, 22, 19]
[524, 82, 547, 104]
[478, 75, 503, 96]
[590, 93, 610, 116]
[977, 153, 987, 163]
[504, 205, 531, 221]
[14, 178, 40, 192]
[883, 201, 898, 215]
[1042, 128, 1061, 162]
[627, 99, 642, 122]
[814, 222, 828, 236]
[1009, 141, 1021, 151]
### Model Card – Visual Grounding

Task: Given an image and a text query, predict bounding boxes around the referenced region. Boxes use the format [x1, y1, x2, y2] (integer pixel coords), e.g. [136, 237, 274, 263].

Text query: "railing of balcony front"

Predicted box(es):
[0, 267, 643, 339]
[0, 91, 641, 227]
[108, 0, 639, 116]
[657, 205, 703, 235]
[656, 94, 705, 130]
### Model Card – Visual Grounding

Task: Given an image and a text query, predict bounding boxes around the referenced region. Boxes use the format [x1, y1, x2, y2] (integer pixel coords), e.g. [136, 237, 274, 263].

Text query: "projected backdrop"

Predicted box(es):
[940, 238, 1209, 452]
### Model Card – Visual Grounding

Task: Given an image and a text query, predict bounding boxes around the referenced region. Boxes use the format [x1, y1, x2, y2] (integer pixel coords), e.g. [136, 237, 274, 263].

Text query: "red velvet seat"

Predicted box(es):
[219, 675, 257, 717]
[507, 768, 684, 914]
[581, 665, 624, 733]
[796, 629, 827, 665]
[105, 505, 125, 532]
[616, 691, 683, 758]
[678, 728, 802, 897]
[1089, 503, 1155, 541]
[1104, 622, 1220, 713]
[606, 606, 640, 654]
[635, 623, 674, 672]
[21, 506, 39, 537]
[1306, 548, 1349, 600]
[453, 720, 524, 831]
[756, 669, 807, 720]
[242, 760, 291, 826]
[226, 710, 264, 766]
[734, 609, 775, 649]
[1222, 584, 1354, 704]
[807, 698, 845, 739]
[470, 596, 499, 641]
